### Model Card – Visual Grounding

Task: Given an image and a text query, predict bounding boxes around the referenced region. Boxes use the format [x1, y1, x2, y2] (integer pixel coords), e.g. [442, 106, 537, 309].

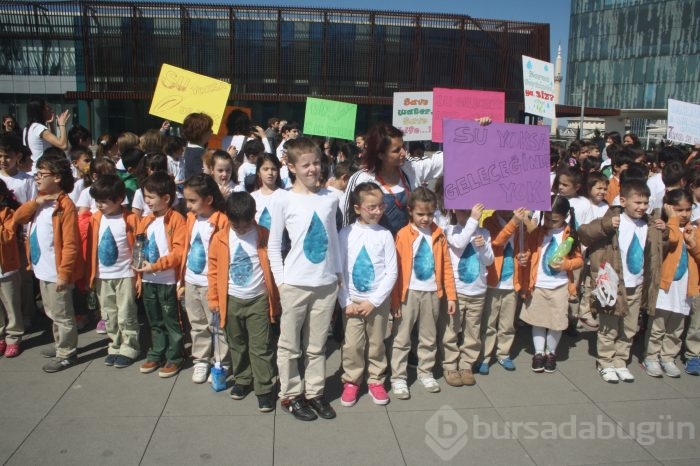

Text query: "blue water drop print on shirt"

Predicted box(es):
[352, 246, 375, 292]
[146, 233, 160, 263]
[303, 212, 328, 264]
[674, 242, 688, 281]
[543, 237, 559, 276]
[259, 207, 271, 230]
[29, 228, 41, 265]
[500, 242, 515, 282]
[98, 227, 119, 266]
[187, 233, 207, 274]
[626, 234, 643, 275]
[229, 244, 253, 286]
[414, 237, 435, 281]
[458, 244, 480, 284]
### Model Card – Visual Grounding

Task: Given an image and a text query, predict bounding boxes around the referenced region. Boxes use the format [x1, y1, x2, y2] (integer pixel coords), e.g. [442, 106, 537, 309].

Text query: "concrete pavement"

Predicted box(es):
[1, 321, 699, 465]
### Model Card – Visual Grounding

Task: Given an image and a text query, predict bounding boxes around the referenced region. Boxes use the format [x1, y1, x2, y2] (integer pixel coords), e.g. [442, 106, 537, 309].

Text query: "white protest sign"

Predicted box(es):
[667, 99, 700, 145]
[522, 55, 555, 119]
[392, 92, 433, 141]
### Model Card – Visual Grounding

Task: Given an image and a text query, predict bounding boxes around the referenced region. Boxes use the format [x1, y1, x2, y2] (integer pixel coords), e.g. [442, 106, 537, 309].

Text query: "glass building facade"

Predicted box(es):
[567, 0, 700, 109]
[0, 1, 549, 136]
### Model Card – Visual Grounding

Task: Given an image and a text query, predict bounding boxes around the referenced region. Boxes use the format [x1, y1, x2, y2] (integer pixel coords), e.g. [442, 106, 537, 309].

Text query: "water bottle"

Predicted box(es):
[132, 233, 147, 268]
[548, 237, 574, 266]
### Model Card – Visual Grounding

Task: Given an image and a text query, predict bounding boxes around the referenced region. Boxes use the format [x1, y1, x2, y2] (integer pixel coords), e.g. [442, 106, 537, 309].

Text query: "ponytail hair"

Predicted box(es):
[550, 193, 579, 257]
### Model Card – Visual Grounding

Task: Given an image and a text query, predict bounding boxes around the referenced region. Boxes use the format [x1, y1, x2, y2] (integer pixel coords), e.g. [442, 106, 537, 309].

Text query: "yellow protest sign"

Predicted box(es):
[149, 64, 231, 130]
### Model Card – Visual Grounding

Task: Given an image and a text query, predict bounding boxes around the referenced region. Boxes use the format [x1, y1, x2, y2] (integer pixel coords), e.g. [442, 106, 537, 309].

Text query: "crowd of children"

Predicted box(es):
[2, 113, 700, 422]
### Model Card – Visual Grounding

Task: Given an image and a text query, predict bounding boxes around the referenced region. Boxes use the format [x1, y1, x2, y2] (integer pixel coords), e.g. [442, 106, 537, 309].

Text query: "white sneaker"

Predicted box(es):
[643, 358, 664, 378]
[391, 380, 411, 400]
[615, 367, 635, 382]
[192, 362, 209, 384]
[660, 359, 681, 378]
[599, 367, 619, 383]
[419, 376, 441, 393]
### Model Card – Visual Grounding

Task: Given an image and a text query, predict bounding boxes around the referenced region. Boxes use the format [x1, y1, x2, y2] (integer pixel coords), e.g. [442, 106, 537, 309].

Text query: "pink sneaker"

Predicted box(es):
[95, 319, 107, 334]
[0, 340, 6, 356]
[368, 383, 390, 405]
[4, 343, 20, 358]
[341, 382, 360, 407]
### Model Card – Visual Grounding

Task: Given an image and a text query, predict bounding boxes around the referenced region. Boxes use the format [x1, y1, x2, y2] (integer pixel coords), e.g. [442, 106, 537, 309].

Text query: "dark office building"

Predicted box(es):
[0, 0, 549, 136]
[567, 0, 700, 109]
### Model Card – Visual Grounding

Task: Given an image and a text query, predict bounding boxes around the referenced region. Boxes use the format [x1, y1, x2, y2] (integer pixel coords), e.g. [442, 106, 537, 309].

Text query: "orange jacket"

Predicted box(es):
[658, 218, 700, 300]
[0, 206, 20, 273]
[207, 223, 280, 325]
[392, 222, 457, 309]
[515, 224, 583, 297]
[606, 176, 620, 205]
[14, 194, 83, 283]
[86, 208, 139, 288]
[483, 215, 522, 288]
[180, 211, 229, 286]
[135, 208, 186, 282]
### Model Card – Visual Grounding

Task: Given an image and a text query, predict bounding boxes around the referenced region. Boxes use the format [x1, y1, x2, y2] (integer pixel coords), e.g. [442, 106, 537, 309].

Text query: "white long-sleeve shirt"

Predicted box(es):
[444, 217, 494, 295]
[268, 189, 342, 287]
[338, 221, 397, 308]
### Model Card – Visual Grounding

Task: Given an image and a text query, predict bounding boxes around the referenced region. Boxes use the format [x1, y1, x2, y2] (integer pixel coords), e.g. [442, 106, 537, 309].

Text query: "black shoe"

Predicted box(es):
[544, 353, 557, 373]
[307, 396, 336, 419]
[230, 383, 252, 400]
[282, 397, 317, 421]
[114, 355, 133, 369]
[532, 353, 545, 373]
[104, 354, 117, 366]
[257, 393, 275, 413]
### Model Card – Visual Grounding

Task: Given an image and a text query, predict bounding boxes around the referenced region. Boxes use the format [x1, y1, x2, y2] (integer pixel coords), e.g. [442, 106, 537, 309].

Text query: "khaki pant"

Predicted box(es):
[685, 295, 700, 358]
[277, 282, 338, 400]
[578, 273, 595, 320]
[646, 308, 685, 361]
[440, 293, 485, 370]
[18, 251, 35, 325]
[0, 272, 23, 344]
[39, 280, 78, 359]
[341, 298, 390, 385]
[225, 293, 275, 395]
[185, 282, 229, 364]
[481, 287, 517, 362]
[597, 285, 641, 368]
[391, 290, 440, 381]
[96, 277, 139, 359]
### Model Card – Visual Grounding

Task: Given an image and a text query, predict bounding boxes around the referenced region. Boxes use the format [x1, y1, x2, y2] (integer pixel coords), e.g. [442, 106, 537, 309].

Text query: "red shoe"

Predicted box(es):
[4, 343, 20, 358]
[0, 340, 6, 356]
[368, 383, 390, 405]
[340, 382, 360, 407]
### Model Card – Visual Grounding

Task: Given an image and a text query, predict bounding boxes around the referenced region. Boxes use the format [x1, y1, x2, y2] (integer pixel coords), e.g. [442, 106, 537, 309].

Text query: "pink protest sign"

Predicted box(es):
[443, 119, 551, 211]
[431, 88, 505, 142]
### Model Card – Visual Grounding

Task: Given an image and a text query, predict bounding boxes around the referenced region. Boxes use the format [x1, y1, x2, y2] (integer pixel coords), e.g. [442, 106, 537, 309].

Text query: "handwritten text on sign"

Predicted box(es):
[443, 119, 551, 211]
[522, 55, 556, 119]
[431, 88, 505, 143]
[667, 98, 700, 145]
[303, 97, 357, 140]
[149, 64, 231, 130]
[392, 92, 433, 141]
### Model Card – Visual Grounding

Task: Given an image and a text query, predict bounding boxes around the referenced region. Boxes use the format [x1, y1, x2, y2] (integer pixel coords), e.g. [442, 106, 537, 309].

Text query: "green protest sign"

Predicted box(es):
[303, 97, 357, 140]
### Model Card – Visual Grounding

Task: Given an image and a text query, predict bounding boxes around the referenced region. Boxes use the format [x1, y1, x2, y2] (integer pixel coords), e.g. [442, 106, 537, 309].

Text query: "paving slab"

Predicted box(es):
[275, 411, 404, 466]
[141, 415, 274, 465]
[385, 375, 493, 412]
[48, 365, 176, 418]
[558, 358, 687, 403]
[496, 403, 656, 466]
[0, 369, 78, 418]
[596, 399, 700, 461]
[389, 407, 534, 465]
[0, 416, 43, 464]
[5, 416, 157, 466]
